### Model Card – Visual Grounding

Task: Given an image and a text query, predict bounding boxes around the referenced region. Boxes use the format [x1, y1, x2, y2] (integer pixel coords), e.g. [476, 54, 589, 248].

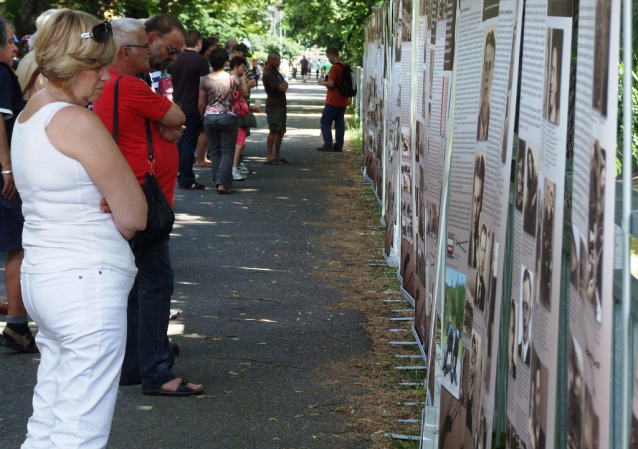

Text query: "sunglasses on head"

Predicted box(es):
[80, 21, 112, 43]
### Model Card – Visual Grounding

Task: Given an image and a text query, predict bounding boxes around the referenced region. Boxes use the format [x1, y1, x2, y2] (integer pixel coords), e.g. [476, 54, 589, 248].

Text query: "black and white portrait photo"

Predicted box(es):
[483, 240, 498, 391]
[523, 144, 538, 236]
[516, 139, 526, 211]
[518, 266, 533, 366]
[542, 28, 563, 125]
[529, 346, 548, 449]
[401, 126, 410, 156]
[477, 28, 496, 141]
[567, 334, 583, 449]
[402, 0, 413, 41]
[468, 152, 486, 268]
[474, 220, 492, 312]
[427, 200, 440, 241]
[535, 177, 555, 310]
[394, 16, 402, 61]
[592, 0, 611, 116]
[464, 330, 483, 438]
[401, 162, 412, 192]
[582, 388, 600, 449]
[586, 139, 606, 323]
[509, 298, 518, 379]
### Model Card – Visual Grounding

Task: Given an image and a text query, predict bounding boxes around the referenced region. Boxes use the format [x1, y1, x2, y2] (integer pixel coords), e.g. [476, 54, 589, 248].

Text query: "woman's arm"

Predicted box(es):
[47, 106, 147, 240]
[198, 89, 207, 118]
[236, 74, 249, 97]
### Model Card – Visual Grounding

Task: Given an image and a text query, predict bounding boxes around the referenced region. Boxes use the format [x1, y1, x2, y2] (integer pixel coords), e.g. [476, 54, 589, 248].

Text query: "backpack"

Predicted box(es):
[336, 63, 358, 98]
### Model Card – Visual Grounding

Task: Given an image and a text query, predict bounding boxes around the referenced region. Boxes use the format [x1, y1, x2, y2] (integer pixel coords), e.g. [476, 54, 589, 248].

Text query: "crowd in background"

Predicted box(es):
[0, 7, 351, 446]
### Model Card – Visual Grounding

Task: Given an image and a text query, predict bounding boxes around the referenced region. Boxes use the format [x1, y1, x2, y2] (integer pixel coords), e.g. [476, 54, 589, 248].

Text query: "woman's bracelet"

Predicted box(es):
[1, 170, 12, 174]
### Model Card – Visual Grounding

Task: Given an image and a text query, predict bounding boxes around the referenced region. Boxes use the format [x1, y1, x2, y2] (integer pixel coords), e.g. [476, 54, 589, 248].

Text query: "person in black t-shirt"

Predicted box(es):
[262, 51, 289, 165]
[167, 29, 209, 190]
[0, 17, 36, 353]
[300, 55, 309, 82]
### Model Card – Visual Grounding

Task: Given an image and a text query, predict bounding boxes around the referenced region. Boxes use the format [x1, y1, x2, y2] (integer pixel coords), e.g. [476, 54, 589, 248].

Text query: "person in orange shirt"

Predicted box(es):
[317, 47, 350, 152]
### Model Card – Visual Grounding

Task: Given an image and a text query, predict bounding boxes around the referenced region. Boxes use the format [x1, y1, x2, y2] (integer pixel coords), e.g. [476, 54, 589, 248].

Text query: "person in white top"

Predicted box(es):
[11, 10, 146, 448]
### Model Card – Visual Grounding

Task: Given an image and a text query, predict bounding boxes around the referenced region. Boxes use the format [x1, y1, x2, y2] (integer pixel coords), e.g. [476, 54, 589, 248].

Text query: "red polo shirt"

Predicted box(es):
[93, 70, 178, 206]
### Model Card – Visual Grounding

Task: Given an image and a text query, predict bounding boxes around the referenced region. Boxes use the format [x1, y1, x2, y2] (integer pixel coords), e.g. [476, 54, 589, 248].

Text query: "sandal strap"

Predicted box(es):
[4, 327, 34, 348]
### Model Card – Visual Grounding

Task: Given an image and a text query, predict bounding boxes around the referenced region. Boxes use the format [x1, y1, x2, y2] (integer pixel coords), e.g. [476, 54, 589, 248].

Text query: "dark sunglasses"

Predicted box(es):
[80, 21, 113, 43]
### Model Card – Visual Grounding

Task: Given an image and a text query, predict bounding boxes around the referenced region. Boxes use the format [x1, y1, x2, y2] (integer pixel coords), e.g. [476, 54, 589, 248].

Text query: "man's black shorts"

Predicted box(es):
[301, 68, 308, 76]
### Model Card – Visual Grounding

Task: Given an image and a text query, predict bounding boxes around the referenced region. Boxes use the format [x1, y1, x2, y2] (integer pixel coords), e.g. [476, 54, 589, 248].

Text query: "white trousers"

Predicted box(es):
[20, 269, 134, 449]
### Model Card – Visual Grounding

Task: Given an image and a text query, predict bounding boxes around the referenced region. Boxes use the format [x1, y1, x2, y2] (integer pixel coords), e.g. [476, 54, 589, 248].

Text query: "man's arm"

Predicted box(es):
[0, 117, 16, 200]
[277, 78, 289, 92]
[318, 79, 335, 88]
[157, 102, 185, 129]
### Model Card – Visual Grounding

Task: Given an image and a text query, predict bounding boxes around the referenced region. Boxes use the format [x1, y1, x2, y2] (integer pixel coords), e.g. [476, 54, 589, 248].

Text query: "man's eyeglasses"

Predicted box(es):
[80, 21, 113, 43]
[158, 35, 180, 56]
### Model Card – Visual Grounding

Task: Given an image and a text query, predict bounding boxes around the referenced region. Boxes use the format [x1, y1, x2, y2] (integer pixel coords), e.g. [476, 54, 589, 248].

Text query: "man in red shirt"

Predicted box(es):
[317, 47, 350, 152]
[93, 16, 204, 397]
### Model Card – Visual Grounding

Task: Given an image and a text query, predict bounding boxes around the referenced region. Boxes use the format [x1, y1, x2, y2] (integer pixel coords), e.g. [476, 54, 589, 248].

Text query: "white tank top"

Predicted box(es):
[11, 102, 137, 276]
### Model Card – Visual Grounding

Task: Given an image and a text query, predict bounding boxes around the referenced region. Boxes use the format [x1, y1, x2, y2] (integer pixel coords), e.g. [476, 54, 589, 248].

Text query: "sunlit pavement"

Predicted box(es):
[0, 79, 369, 448]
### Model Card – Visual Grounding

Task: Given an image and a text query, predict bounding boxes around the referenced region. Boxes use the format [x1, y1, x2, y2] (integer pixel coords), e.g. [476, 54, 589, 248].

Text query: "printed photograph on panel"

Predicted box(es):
[401, 200, 413, 243]
[401, 126, 411, 156]
[570, 225, 579, 288]
[586, 139, 605, 323]
[464, 286, 474, 337]
[395, 22, 402, 61]
[475, 220, 493, 312]
[402, 0, 413, 41]
[385, 175, 395, 255]
[592, 0, 611, 116]
[418, 168, 426, 241]
[542, 28, 563, 125]
[483, 240, 499, 391]
[420, 0, 428, 15]
[523, 144, 539, 236]
[502, 0, 520, 163]
[518, 266, 533, 366]
[441, 267, 466, 397]
[477, 26, 497, 141]
[583, 387, 600, 448]
[548, 0, 572, 15]
[507, 418, 527, 449]
[430, 0, 438, 44]
[468, 152, 487, 268]
[417, 121, 427, 159]
[477, 407, 488, 449]
[529, 345, 548, 449]
[534, 177, 556, 310]
[567, 333, 584, 449]
[443, 0, 457, 71]
[427, 201, 440, 241]
[509, 298, 518, 379]
[401, 162, 412, 192]
[516, 139, 526, 211]
[465, 330, 483, 439]
[578, 236, 588, 300]
[398, 83, 402, 107]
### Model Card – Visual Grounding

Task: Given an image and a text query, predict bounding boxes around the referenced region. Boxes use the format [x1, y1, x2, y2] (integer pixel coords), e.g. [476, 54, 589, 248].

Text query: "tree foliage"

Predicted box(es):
[281, 0, 384, 66]
[1, 0, 276, 41]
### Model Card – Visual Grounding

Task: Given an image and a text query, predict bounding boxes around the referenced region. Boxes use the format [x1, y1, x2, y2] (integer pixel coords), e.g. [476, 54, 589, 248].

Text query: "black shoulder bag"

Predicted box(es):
[113, 76, 175, 253]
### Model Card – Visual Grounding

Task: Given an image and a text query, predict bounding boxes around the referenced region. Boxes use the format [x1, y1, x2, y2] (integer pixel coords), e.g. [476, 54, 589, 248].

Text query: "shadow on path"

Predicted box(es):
[0, 80, 370, 449]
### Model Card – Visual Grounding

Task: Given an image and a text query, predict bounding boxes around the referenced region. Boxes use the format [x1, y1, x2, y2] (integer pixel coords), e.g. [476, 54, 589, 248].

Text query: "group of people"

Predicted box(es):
[0, 7, 353, 446]
[291, 55, 333, 82]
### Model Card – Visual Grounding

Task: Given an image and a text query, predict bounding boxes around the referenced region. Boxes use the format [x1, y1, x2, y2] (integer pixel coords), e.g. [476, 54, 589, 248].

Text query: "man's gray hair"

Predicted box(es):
[225, 38, 237, 50]
[267, 51, 280, 63]
[112, 18, 145, 52]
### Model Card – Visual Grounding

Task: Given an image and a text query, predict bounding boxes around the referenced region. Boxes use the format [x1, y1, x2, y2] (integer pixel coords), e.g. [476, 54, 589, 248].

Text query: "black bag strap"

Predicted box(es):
[113, 76, 154, 166]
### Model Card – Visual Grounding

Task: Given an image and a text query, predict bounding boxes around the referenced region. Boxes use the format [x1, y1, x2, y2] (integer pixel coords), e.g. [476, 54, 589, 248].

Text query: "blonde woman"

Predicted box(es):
[11, 10, 146, 447]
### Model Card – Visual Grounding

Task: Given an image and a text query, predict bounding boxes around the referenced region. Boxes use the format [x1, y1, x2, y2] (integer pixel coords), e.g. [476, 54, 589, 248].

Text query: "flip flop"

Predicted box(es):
[143, 379, 204, 397]
[263, 159, 283, 165]
[278, 158, 290, 164]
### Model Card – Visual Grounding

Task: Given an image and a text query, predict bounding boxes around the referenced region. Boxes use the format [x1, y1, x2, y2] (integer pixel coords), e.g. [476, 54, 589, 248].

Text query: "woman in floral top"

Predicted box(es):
[199, 48, 239, 194]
